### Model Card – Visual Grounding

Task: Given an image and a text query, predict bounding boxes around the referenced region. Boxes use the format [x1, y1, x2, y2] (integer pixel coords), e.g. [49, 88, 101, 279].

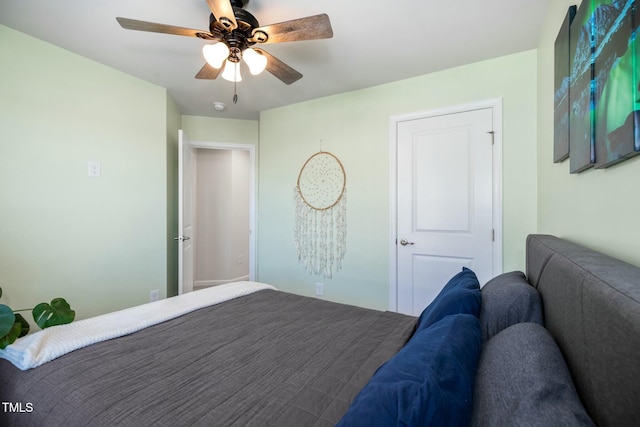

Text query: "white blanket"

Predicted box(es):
[0, 281, 276, 370]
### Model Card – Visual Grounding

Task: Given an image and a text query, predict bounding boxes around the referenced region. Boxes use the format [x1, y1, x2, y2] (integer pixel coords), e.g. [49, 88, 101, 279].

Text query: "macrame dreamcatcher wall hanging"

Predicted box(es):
[294, 151, 347, 278]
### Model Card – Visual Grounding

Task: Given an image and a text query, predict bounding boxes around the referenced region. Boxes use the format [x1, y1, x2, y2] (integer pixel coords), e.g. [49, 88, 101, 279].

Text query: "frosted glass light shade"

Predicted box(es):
[202, 43, 229, 69]
[221, 60, 242, 82]
[242, 48, 267, 75]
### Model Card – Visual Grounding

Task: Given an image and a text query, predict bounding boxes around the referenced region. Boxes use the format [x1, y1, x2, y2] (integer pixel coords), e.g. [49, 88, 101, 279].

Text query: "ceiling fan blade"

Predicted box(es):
[206, 0, 238, 31]
[116, 17, 212, 38]
[249, 14, 333, 44]
[255, 49, 302, 85]
[195, 63, 222, 80]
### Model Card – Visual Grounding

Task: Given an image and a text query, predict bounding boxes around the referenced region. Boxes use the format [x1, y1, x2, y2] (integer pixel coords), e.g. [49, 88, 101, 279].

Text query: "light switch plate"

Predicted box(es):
[88, 160, 101, 177]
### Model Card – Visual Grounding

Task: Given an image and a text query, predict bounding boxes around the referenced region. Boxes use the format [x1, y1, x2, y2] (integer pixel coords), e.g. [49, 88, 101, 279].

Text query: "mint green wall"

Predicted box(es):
[0, 25, 170, 319]
[181, 116, 259, 144]
[258, 50, 538, 310]
[537, 1, 640, 267]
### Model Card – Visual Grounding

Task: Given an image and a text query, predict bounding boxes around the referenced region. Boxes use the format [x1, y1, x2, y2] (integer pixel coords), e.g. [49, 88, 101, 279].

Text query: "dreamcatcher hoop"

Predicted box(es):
[297, 151, 346, 210]
[294, 151, 347, 278]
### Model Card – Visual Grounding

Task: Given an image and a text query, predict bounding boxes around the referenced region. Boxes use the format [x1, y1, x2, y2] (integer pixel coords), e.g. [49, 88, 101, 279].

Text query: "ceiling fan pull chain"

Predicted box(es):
[232, 63, 239, 104]
[233, 77, 238, 104]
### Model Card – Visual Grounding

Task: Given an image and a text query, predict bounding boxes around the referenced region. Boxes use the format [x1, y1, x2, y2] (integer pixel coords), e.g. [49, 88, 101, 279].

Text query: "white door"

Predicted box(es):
[178, 130, 195, 294]
[396, 107, 496, 315]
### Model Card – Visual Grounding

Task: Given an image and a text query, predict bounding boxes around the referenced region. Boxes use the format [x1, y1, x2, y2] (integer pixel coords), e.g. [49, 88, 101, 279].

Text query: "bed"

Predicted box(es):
[0, 283, 418, 426]
[1, 234, 640, 426]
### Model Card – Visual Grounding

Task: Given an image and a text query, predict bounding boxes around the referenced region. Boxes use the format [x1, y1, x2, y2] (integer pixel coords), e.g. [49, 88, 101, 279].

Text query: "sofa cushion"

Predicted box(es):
[415, 267, 481, 332]
[479, 271, 543, 341]
[337, 313, 482, 427]
[471, 322, 594, 427]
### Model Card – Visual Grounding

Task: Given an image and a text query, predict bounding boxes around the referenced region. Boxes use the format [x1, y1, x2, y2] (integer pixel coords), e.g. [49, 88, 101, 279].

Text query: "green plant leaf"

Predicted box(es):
[14, 313, 30, 338]
[33, 298, 75, 329]
[0, 321, 22, 350]
[0, 304, 16, 338]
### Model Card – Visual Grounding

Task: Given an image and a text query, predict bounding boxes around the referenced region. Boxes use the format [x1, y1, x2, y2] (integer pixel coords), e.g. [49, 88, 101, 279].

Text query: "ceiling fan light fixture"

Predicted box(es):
[117, 3, 333, 87]
[242, 48, 268, 75]
[202, 42, 230, 69]
[221, 59, 242, 82]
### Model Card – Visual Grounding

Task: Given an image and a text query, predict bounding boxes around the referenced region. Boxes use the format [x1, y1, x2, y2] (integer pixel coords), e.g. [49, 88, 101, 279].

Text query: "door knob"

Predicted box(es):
[399, 238, 414, 246]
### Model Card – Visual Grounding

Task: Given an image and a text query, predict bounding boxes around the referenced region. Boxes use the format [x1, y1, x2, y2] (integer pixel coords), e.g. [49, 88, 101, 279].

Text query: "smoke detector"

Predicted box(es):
[213, 102, 226, 111]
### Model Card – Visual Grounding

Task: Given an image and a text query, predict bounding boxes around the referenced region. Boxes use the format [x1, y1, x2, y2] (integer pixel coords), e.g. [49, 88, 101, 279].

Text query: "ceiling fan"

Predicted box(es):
[116, 0, 333, 88]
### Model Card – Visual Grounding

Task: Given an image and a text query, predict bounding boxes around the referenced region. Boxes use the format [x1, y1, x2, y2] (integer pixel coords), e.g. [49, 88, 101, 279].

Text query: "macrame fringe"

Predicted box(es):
[294, 186, 347, 279]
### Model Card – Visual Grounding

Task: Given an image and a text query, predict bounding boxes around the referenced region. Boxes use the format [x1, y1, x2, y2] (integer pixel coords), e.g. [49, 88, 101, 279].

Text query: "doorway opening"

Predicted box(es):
[179, 136, 256, 294]
[194, 147, 252, 289]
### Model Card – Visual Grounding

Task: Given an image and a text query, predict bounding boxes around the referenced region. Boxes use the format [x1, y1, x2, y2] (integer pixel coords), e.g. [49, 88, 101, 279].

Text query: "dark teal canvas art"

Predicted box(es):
[594, 0, 640, 168]
[569, 0, 596, 173]
[554, 5, 576, 163]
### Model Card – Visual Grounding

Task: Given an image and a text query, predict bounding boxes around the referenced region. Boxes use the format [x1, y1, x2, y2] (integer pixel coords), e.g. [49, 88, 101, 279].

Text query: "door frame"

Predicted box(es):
[178, 131, 195, 295]
[388, 99, 503, 312]
[188, 140, 257, 283]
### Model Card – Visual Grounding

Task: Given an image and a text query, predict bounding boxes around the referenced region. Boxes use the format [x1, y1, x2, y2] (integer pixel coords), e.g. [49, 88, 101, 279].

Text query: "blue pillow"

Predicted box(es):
[337, 314, 483, 427]
[415, 267, 481, 331]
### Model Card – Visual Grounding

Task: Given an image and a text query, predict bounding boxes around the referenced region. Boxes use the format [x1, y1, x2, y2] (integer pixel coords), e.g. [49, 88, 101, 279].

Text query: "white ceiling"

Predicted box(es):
[0, 0, 550, 120]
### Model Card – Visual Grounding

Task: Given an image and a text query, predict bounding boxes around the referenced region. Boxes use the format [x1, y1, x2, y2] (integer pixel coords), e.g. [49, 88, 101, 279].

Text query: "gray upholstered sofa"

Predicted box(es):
[471, 234, 640, 426]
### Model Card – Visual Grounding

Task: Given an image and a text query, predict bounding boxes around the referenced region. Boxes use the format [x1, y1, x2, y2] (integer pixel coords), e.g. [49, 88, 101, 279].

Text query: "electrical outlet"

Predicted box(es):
[150, 289, 159, 302]
[315, 282, 324, 296]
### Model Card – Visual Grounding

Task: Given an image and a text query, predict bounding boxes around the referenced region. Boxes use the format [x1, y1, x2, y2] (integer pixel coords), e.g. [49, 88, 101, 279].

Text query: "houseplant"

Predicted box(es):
[0, 286, 75, 349]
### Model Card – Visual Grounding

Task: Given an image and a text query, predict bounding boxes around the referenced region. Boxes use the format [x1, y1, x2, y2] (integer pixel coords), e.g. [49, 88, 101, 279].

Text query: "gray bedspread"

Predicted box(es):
[0, 289, 416, 427]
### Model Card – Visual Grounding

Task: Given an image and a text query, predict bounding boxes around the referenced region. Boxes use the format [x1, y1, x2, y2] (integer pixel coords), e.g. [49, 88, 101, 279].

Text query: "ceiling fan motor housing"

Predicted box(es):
[208, 1, 261, 50]
[230, 0, 249, 9]
[229, 0, 249, 8]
